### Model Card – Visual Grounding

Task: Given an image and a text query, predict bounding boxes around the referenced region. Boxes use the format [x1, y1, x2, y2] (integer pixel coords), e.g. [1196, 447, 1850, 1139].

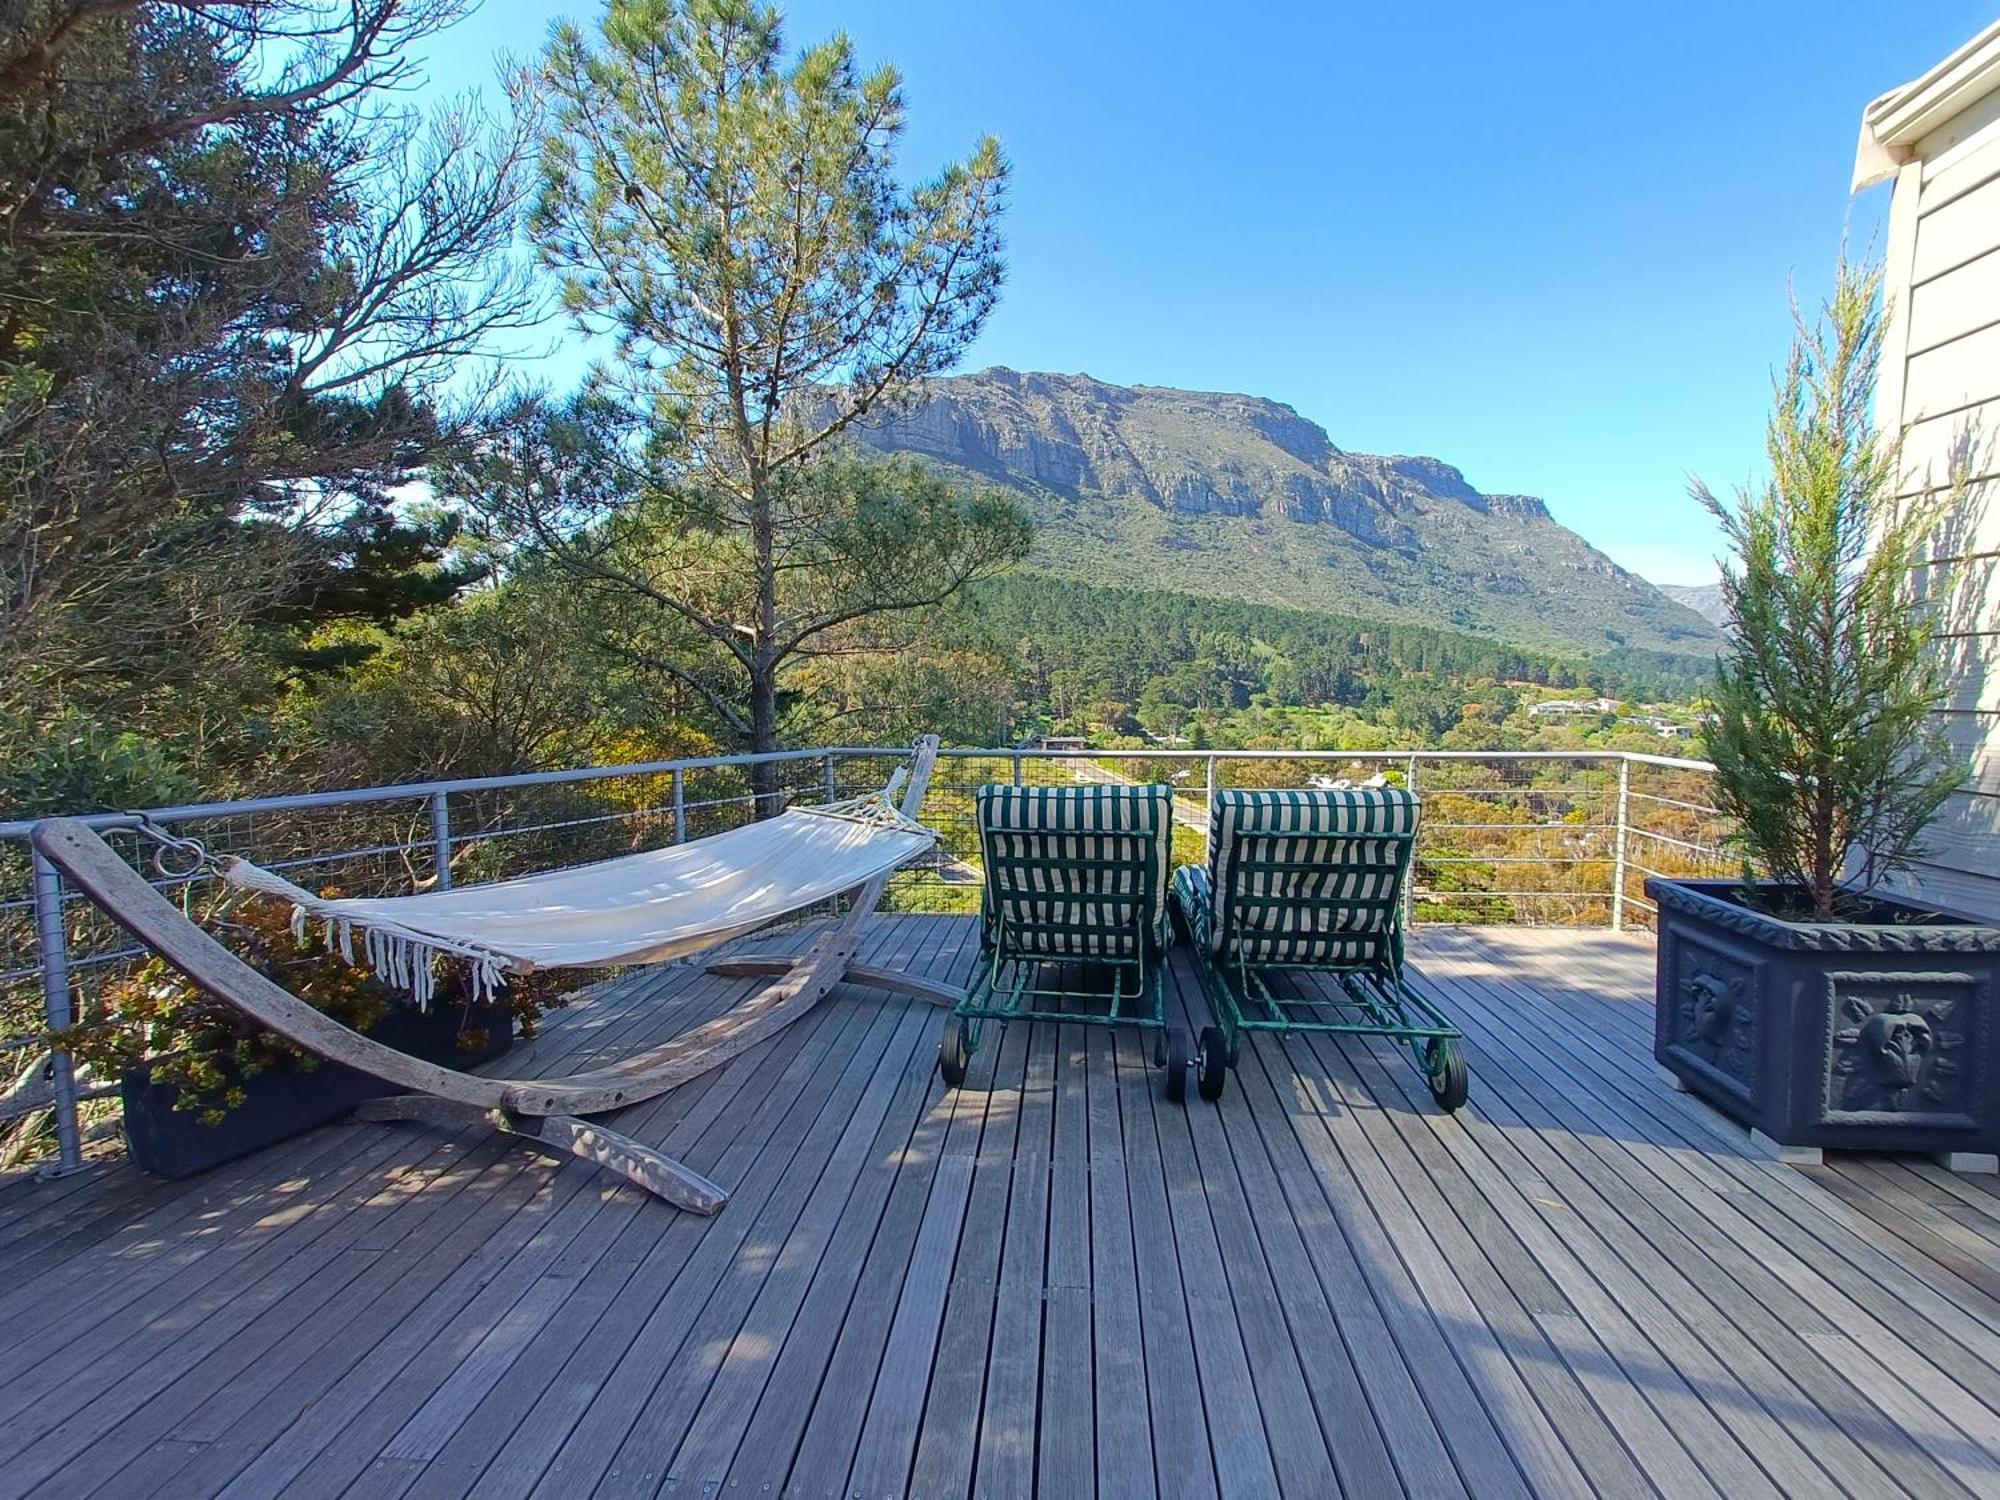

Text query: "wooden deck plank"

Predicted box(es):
[1157, 966, 1339, 1498]
[828, 982, 988, 1492]
[584, 922, 970, 1495]
[1036, 1021, 1096, 1500]
[1315, 987, 1849, 1498]
[212, 942, 901, 1500]
[1432, 997, 1957, 1500]
[903, 996, 1036, 1497]
[1425, 931, 1997, 1498]
[969, 1008, 1057, 1500]
[1474, 932, 2000, 1423]
[0, 922, 1996, 1499]
[654, 917, 977, 1490]
[0, 971, 722, 1497]
[373, 919, 961, 1500]
[506, 1001, 925, 1498]
[94, 962, 778, 1500]
[1080, 1020, 1159, 1500]
[586, 1002, 938, 1497]
[1109, 1018, 1220, 1499]
[1300, 1020, 1708, 1500]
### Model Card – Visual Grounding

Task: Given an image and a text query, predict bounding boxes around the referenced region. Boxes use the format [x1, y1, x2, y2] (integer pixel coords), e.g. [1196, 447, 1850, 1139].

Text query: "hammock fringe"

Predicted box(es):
[219, 780, 935, 1009]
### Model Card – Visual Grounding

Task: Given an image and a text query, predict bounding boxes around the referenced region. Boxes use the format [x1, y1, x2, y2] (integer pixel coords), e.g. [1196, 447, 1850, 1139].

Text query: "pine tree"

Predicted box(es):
[526, 0, 1028, 803]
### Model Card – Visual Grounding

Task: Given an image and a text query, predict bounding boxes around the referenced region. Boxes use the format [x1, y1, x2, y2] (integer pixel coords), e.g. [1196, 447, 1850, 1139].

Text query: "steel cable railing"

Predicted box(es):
[0, 744, 1731, 1176]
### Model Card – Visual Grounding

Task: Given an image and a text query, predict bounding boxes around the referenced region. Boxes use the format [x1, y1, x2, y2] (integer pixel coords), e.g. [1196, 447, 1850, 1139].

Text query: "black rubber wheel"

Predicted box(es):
[1152, 1029, 1168, 1068]
[939, 1016, 971, 1089]
[1427, 1039, 1469, 1112]
[1197, 1026, 1229, 1102]
[1163, 1025, 1189, 1103]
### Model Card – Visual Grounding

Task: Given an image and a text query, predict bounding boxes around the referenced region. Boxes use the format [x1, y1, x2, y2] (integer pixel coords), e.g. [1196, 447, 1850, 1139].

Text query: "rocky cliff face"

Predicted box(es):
[1656, 582, 1731, 632]
[850, 368, 1720, 658]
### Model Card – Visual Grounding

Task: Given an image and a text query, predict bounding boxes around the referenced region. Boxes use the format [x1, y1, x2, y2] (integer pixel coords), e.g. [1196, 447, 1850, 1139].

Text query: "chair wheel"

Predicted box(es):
[1163, 1026, 1188, 1103]
[939, 1016, 971, 1089]
[1427, 1038, 1468, 1112]
[1197, 1026, 1229, 1102]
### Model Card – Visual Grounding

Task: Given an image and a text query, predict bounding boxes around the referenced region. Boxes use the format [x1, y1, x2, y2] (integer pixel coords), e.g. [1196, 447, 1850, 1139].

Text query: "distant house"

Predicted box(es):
[1855, 20, 2000, 917]
[1527, 697, 1620, 719]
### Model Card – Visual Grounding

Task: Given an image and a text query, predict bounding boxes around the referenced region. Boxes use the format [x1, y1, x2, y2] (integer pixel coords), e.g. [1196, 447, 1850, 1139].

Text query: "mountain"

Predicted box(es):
[849, 368, 1723, 659]
[1655, 581, 1731, 632]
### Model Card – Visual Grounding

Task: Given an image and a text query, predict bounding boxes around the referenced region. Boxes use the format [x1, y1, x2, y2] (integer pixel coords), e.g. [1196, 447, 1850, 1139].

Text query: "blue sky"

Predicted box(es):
[421, 0, 1998, 586]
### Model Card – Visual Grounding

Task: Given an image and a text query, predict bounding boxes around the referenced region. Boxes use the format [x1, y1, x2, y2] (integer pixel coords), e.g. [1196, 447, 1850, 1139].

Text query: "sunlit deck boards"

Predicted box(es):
[0, 919, 1998, 1498]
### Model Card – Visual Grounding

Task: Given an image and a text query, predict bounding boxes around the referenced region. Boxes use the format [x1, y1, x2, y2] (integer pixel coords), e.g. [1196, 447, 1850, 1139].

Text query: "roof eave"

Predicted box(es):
[1852, 19, 2000, 191]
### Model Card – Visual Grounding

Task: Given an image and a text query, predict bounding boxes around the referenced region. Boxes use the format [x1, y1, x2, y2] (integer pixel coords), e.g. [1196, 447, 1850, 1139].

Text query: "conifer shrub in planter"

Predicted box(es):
[63, 891, 568, 1178]
[1651, 260, 1997, 1165]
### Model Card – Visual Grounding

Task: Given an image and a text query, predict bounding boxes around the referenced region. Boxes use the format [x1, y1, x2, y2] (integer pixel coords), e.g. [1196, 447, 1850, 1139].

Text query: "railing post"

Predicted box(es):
[1403, 755, 1420, 929]
[428, 790, 452, 890]
[1611, 756, 1631, 932]
[1012, 751, 1024, 788]
[30, 847, 85, 1178]
[822, 752, 838, 805]
[1204, 755, 1218, 858]
[672, 769, 687, 844]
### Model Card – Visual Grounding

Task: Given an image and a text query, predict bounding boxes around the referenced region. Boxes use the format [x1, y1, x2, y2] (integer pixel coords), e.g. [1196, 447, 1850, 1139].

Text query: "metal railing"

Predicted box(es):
[0, 744, 1731, 1176]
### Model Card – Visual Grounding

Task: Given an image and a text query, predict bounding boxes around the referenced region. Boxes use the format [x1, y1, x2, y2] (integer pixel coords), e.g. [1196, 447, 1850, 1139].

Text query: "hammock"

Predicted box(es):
[223, 790, 936, 1007]
[31, 738, 949, 1214]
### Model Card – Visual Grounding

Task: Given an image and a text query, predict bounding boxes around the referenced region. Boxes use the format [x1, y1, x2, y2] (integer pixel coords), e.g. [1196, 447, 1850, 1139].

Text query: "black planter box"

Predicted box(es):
[121, 1000, 515, 1180]
[1649, 877, 2000, 1162]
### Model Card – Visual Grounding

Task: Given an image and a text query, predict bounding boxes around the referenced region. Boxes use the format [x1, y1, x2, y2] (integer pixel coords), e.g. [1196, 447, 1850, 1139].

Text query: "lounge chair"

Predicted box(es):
[938, 781, 1189, 1100]
[1170, 786, 1469, 1107]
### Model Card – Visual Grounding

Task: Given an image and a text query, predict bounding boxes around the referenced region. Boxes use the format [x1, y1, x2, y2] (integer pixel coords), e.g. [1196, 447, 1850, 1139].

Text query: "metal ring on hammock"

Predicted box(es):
[129, 815, 217, 882]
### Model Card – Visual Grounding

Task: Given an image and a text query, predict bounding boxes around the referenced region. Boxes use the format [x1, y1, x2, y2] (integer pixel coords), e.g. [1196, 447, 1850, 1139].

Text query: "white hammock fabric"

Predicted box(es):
[223, 794, 936, 1007]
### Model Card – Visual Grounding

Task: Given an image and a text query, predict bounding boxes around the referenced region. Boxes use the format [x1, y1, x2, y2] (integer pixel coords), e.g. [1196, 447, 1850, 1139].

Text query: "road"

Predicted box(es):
[1069, 760, 1208, 832]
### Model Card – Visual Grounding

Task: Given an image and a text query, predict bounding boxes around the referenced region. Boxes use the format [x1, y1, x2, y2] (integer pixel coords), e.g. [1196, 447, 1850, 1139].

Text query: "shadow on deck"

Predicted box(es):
[0, 918, 1997, 1499]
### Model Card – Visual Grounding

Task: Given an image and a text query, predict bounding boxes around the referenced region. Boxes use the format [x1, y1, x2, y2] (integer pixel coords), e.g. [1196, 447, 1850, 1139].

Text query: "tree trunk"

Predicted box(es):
[1812, 781, 1838, 921]
[748, 657, 781, 817]
[745, 405, 781, 816]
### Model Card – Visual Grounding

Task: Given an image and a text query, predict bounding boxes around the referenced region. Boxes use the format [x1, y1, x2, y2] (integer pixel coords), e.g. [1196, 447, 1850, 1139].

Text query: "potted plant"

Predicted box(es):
[1649, 259, 1999, 1167]
[62, 889, 565, 1179]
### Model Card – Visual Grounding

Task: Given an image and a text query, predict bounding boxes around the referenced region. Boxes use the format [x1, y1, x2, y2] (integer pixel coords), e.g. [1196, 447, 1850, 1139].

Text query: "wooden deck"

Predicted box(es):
[1, 918, 1999, 1498]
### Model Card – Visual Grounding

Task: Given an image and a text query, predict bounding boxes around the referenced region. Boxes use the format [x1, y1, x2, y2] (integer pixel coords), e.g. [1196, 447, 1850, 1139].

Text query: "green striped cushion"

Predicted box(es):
[976, 782, 1175, 960]
[1202, 787, 1419, 964]
[1172, 863, 1216, 953]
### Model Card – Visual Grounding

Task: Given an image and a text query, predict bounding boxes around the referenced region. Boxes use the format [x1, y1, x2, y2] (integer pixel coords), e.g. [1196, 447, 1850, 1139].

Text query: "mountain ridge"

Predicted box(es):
[849, 367, 1721, 660]
[1655, 581, 1731, 632]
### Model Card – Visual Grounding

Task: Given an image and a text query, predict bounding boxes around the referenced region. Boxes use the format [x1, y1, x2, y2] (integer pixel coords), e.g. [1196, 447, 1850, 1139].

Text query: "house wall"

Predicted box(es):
[1876, 75, 2000, 919]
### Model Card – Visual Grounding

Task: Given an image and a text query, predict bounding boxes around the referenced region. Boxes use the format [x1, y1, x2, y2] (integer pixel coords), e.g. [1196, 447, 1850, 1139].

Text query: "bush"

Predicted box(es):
[58, 890, 569, 1125]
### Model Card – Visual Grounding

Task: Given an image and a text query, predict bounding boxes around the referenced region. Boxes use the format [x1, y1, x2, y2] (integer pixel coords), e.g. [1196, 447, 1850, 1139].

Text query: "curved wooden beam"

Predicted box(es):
[705, 957, 962, 1008]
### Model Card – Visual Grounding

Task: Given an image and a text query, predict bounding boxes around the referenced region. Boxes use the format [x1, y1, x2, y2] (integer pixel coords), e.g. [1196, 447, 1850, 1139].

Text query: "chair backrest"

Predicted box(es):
[975, 783, 1176, 961]
[1205, 787, 1420, 966]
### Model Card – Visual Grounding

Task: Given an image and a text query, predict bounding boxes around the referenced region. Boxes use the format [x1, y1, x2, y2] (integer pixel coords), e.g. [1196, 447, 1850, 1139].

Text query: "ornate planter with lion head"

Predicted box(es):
[1648, 877, 2000, 1164]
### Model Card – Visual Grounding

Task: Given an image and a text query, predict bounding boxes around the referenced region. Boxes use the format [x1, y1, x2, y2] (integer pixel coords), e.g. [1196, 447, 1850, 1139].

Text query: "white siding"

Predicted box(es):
[1880, 90, 2000, 919]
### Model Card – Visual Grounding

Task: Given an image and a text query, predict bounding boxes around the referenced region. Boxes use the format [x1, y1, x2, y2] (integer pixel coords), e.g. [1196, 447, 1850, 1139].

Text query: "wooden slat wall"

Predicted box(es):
[1882, 83, 2000, 919]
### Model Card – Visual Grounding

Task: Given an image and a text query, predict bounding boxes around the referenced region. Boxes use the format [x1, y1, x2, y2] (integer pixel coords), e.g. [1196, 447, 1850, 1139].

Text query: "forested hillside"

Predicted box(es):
[946, 575, 1708, 736]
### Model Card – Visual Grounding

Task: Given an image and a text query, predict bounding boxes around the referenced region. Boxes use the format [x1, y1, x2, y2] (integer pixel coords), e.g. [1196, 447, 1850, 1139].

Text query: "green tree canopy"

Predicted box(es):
[0, 0, 538, 774]
[520, 0, 1029, 801]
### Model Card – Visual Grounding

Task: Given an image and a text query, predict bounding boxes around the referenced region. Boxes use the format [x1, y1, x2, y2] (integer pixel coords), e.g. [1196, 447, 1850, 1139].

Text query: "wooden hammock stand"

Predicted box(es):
[31, 736, 947, 1215]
